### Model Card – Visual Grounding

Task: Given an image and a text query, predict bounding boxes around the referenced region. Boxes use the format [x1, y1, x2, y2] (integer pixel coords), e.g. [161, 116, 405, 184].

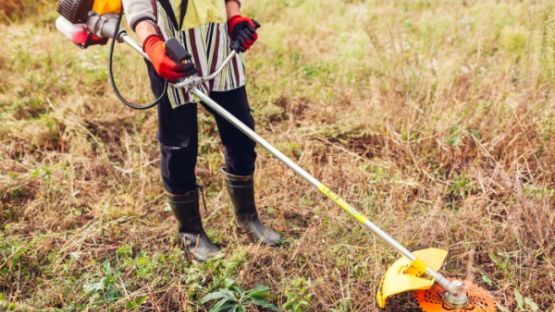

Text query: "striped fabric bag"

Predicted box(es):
[156, 0, 246, 108]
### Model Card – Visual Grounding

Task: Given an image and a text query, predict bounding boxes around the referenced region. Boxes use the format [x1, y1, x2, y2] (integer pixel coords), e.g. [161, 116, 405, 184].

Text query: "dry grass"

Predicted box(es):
[0, 1, 49, 24]
[1, 0, 555, 311]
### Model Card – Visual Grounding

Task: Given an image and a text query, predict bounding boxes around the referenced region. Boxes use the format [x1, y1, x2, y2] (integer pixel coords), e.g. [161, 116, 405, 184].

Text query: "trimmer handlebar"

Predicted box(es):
[161, 20, 261, 90]
[80, 11, 250, 90]
[161, 37, 238, 91]
[115, 32, 237, 91]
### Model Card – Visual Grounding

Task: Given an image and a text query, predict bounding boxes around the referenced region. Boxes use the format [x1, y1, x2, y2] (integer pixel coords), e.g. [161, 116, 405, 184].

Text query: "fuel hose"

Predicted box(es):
[108, 11, 165, 110]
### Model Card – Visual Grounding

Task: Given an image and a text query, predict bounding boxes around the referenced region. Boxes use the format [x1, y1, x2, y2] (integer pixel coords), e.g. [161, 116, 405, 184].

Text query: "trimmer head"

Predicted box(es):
[415, 281, 495, 312]
[377, 248, 448, 308]
[377, 249, 496, 311]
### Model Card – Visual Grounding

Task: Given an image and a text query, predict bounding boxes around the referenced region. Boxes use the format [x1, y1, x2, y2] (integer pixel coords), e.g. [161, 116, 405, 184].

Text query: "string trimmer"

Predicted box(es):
[55, 0, 496, 310]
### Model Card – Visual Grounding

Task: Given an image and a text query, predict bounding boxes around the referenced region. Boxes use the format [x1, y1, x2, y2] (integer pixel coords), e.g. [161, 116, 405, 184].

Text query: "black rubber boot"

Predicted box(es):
[222, 169, 282, 245]
[167, 189, 221, 262]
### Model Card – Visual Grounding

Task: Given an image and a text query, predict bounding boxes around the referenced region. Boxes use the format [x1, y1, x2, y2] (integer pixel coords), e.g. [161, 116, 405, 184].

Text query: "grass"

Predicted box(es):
[1, 0, 554, 311]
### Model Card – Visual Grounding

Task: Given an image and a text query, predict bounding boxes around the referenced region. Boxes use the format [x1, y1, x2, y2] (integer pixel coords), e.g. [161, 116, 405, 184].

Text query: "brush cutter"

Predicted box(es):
[55, 1, 496, 310]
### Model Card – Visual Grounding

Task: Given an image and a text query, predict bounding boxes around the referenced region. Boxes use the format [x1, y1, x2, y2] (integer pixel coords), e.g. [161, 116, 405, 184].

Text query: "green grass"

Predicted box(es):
[1, 0, 555, 311]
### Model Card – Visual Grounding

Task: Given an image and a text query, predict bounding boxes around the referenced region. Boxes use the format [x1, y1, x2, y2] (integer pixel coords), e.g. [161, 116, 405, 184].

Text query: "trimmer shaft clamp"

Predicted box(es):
[443, 280, 470, 308]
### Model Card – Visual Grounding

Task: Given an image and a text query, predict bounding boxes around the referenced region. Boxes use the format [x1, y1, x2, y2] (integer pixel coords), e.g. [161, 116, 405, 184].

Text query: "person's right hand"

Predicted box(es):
[143, 35, 196, 81]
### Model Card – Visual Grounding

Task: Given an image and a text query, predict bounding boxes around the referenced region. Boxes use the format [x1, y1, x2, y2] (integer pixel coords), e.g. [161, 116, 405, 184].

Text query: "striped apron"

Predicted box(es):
[156, 0, 246, 108]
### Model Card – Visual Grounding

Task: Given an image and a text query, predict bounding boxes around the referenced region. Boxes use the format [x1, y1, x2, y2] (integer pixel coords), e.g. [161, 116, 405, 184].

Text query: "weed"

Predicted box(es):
[83, 260, 122, 305]
[500, 26, 528, 55]
[283, 277, 312, 312]
[447, 174, 474, 198]
[201, 279, 278, 312]
[126, 295, 148, 310]
[497, 288, 540, 312]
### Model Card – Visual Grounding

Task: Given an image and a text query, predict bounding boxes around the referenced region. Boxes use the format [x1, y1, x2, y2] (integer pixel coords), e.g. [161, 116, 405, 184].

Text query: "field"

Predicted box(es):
[1, 0, 554, 311]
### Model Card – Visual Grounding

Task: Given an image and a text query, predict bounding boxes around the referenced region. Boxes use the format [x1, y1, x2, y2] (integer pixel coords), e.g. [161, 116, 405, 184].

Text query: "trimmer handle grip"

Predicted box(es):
[231, 19, 261, 53]
[165, 38, 192, 63]
[230, 40, 241, 52]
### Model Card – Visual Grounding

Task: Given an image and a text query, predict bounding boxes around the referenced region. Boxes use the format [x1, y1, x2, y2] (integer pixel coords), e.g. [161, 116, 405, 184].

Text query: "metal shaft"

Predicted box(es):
[121, 34, 149, 59]
[192, 88, 452, 286]
[117, 32, 149, 60]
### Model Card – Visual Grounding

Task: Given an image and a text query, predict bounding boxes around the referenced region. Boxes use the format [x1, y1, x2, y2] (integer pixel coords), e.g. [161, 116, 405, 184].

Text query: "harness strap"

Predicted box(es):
[179, 0, 189, 28]
[157, 0, 189, 30]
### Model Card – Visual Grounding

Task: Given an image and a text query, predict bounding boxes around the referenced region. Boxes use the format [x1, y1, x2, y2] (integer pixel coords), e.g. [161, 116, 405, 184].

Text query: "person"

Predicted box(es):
[122, 0, 281, 261]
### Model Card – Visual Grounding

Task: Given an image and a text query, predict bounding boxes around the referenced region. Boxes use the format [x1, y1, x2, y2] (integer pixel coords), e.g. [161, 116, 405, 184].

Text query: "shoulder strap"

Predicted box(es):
[157, 0, 179, 29]
[179, 0, 189, 28]
[157, 0, 189, 30]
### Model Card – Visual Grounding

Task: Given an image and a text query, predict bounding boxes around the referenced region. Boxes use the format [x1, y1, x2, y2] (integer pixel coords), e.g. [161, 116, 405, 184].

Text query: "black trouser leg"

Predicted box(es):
[154, 86, 256, 192]
[147, 62, 198, 194]
[157, 101, 199, 194]
[207, 86, 257, 176]
[147, 64, 220, 261]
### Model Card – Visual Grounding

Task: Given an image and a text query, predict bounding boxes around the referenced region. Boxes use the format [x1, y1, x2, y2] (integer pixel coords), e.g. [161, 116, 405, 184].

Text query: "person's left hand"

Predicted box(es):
[227, 15, 260, 52]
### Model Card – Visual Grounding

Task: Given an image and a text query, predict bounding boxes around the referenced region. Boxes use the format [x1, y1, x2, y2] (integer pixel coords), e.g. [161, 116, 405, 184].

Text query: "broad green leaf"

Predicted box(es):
[126, 296, 148, 310]
[209, 298, 233, 312]
[227, 284, 243, 294]
[245, 285, 270, 299]
[224, 278, 236, 288]
[249, 298, 279, 311]
[223, 279, 243, 294]
[202, 289, 236, 304]
[246, 285, 270, 293]
[222, 303, 237, 312]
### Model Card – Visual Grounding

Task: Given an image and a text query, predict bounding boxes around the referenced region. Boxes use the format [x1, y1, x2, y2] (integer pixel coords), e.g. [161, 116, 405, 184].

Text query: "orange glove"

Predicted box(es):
[143, 35, 196, 81]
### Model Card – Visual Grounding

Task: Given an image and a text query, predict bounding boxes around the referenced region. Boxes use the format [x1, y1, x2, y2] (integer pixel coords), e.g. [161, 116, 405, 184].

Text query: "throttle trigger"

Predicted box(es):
[165, 38, 191, 63]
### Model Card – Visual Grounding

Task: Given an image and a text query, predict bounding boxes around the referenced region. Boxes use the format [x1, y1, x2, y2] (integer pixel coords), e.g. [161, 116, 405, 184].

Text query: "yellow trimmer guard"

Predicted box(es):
[377, 248, 448, 308]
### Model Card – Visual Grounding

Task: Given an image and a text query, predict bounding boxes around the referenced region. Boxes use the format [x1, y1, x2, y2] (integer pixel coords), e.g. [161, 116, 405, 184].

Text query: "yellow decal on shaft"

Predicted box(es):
[404, 257, 427, 276]
[317, 184, 368, 224]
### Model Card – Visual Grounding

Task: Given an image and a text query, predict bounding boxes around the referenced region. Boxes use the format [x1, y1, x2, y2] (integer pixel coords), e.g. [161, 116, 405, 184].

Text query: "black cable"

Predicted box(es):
[108, 11, 166, 110]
